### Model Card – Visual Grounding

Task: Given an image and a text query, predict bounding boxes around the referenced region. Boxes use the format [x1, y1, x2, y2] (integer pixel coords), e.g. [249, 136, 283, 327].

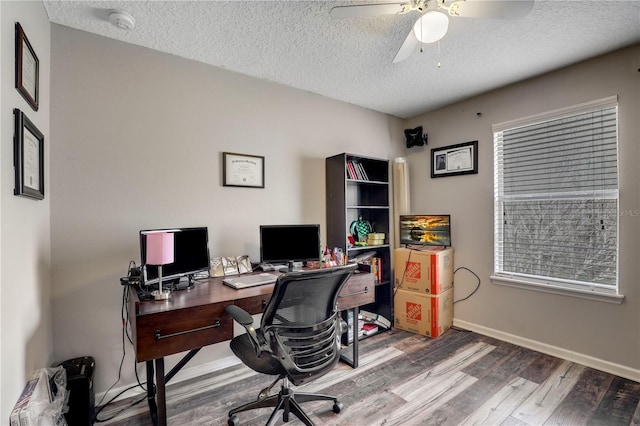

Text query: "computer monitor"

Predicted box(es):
[140, 227, 210, 284]
[260, 224, 321, 266]
[399, 215, 451, 247]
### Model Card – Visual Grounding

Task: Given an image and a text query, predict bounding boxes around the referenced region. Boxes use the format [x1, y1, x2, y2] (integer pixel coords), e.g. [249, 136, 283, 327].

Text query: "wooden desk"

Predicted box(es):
[128, 271, 373, 426]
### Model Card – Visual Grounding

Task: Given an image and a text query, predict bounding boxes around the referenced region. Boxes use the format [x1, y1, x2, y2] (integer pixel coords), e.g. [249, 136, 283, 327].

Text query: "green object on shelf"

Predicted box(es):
[350, 215, 372, 242]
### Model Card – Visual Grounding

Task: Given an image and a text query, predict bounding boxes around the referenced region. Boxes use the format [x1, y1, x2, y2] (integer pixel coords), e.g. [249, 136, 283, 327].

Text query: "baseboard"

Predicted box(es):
[96, 355, 242, 404]
[453, 319, 640, 383]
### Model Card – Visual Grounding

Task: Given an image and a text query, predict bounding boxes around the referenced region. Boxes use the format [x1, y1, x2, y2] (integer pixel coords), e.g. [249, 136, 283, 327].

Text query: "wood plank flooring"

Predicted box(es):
[98, 329, 640, 426]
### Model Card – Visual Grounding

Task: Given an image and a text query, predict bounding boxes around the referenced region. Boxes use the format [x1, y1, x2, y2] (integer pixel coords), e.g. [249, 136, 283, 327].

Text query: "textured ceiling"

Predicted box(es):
[43, 0, 640, 119]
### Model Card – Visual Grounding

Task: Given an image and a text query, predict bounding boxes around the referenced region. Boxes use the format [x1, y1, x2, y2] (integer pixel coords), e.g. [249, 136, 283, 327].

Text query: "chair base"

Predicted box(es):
[228, 382, 343, 426]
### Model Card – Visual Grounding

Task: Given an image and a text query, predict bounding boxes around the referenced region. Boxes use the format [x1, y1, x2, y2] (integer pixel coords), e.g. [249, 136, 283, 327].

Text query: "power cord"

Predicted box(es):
[94, 261, 149, 423]
[453, 266, 480, 304]
[394, 248, 480, 304]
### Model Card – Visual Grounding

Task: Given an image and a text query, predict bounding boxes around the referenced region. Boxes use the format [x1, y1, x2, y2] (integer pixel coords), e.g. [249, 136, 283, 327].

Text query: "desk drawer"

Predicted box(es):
[134, 302, 232, 362]
[235, 294, 270, 315]
[338, 272, 375, 311]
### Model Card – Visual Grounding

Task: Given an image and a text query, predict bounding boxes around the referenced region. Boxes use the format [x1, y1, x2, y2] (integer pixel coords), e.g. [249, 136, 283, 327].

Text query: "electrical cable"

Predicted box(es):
[453, 266, 481, 304]
[93, 261, 149, 423]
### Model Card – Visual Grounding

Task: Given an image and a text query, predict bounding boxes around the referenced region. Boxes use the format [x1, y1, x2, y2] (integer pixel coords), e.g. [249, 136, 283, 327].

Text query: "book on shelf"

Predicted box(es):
[356, 162, 369, 180]
[346, 162, 358, 180]
[357, 256, 382, 284]
[361, 322, 378, 336]
[360, 310, 391, 329]
[346, 160, 370, 181]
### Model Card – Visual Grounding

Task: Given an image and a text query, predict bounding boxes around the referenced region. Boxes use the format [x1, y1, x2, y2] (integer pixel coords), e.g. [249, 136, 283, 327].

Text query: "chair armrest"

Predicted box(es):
[226, 305, 253, 326]
[225, 305, 264, 356]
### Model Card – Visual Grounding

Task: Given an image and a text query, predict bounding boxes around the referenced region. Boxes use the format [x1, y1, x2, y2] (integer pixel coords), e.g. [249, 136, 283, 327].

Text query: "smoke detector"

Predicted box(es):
[109, 11, 135, 30]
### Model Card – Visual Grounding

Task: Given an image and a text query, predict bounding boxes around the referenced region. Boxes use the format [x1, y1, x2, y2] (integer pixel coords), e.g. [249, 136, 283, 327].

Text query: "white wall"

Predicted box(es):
[50, 24, 403, 397]
[402, 45, 640, 378]
[1, 1, 52, 420]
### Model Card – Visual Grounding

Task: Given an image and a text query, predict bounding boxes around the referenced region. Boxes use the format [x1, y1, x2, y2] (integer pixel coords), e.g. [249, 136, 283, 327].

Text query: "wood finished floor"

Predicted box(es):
[99, 328, 640, 426]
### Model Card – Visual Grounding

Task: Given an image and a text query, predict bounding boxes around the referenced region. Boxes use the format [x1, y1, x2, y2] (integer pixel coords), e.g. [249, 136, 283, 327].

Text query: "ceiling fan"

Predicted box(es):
[329, 0, 534, 63]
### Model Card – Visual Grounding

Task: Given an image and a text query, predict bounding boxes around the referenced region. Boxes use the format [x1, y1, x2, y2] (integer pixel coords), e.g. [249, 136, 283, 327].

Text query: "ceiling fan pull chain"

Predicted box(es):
[437, 40, 442, 68]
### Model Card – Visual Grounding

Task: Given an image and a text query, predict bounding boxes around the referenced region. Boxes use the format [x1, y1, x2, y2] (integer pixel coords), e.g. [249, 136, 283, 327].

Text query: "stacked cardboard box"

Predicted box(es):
[393, 247, 454, 338]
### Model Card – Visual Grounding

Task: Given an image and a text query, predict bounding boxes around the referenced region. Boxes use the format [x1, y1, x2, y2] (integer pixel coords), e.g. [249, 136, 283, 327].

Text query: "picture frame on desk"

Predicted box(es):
[15, 23, 39, 111]
[223, 152, 265, 188]
[431, 140, 478, 178]
[14, 109, 44, 200]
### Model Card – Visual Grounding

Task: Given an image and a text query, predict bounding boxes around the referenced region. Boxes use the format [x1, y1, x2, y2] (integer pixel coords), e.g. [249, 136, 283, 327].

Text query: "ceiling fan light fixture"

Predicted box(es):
[413, 11, 449, 43]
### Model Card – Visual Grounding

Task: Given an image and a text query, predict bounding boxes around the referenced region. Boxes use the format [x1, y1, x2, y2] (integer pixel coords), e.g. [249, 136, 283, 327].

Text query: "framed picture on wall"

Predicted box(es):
[15, 23, 39, 111]
[222, 152, 265, 188]
[14, 109, 45, 200]
[431, 140, 478, 178]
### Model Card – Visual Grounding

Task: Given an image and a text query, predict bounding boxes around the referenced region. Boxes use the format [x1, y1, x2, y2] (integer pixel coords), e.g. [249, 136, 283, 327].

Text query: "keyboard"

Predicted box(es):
[222, 273, 280, 289]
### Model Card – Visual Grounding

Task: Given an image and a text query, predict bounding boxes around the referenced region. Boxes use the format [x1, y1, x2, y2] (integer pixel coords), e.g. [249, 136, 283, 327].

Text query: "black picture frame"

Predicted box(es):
[15, 23, 39, 111]
[14, 109, 44, 200]
[431, 140, 478, 178]
[222, 152, 265, 188]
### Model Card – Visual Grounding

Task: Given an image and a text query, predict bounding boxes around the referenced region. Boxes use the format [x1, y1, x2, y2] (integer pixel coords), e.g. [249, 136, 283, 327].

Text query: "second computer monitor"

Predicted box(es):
[260, 224, 321, 265]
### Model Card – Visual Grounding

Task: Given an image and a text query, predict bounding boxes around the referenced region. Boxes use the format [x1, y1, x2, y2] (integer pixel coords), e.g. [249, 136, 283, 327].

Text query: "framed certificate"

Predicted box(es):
[15, 23, 39, 111]
[14, 109, 44, 200]
[431, 140, 478, 178]
[223, 152, 265, 188]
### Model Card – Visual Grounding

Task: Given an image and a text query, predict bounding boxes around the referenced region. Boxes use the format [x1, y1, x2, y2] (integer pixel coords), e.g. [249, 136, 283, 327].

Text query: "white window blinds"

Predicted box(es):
[493, 98, 618, 291]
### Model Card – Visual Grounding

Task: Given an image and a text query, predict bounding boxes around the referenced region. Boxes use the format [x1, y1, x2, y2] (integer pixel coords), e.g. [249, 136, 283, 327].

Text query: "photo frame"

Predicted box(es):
[431, 140, 478, 178]
[15, 23, 39, 111]
[223, 152, 265, 188]
[14, 109, 44, 200]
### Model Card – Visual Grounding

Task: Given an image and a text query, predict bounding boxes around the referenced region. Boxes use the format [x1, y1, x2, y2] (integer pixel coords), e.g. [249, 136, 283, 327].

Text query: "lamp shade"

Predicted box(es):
[146, 232, 174, 265]
[413, 11, 449, 44]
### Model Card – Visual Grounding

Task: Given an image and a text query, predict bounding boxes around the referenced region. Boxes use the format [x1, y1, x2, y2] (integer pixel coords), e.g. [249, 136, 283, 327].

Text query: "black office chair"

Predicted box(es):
[225, 263, 358, 426]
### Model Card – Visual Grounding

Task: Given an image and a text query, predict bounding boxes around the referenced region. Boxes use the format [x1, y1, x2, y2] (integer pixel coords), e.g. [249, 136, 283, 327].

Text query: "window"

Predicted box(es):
[492, 96, 622, 302]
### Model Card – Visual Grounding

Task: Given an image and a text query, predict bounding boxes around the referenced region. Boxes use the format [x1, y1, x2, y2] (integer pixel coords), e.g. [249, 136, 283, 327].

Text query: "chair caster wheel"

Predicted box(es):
[228, 414, 240, 426]
[333, 401, 343, 413]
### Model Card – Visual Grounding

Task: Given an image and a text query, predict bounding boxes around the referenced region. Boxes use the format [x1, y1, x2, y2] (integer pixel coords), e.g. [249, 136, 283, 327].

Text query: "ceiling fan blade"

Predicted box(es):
[449, 0, 533, 19]
[393, 29, 419, 63]
[329, 3, 409, 19]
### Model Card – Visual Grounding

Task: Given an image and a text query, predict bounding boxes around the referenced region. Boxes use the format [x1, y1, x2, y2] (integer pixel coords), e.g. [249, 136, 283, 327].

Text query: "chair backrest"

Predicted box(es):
[261, 263, 357, 386]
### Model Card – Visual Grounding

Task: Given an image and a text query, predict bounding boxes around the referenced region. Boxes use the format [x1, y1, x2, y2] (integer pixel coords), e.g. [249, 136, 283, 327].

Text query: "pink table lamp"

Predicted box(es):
[146, 232, 174, 300]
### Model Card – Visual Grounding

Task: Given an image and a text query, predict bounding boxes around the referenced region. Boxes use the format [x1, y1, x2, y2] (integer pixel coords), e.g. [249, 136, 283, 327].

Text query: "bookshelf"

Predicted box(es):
[326, 153, 392, 341]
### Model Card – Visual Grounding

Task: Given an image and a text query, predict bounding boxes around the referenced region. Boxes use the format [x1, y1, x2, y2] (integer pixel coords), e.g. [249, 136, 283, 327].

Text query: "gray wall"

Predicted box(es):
[50, 24, 404, 396]
[1, 1, 52, 419]
[402, 45, 640, 378]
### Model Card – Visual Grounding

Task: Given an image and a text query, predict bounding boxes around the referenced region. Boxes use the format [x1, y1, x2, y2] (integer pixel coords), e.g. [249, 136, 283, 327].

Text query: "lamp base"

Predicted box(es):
[152, 289, 171, 301]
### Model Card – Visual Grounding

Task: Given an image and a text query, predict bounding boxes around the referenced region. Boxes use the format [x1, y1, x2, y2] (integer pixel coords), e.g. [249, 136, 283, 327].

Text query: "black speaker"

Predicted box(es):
[57, 356, 95, 426]
[404, 126, 427, 148]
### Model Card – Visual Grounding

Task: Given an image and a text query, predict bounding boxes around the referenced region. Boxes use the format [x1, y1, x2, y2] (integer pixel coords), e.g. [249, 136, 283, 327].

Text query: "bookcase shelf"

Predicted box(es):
[326, 153, 392, 337]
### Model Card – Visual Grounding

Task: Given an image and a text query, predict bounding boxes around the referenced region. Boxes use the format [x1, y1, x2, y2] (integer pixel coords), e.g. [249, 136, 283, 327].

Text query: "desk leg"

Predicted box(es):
[155, 358, 167, 426]
[146, 361, 158, 426]
[339, 307, 359, 368]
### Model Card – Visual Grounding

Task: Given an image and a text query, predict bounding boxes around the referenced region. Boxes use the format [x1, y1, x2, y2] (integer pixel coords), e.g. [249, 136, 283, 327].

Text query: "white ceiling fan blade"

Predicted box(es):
[448, 0, 533, 19]
[393, 29, 419, 63]
[329, 3, 409, 19]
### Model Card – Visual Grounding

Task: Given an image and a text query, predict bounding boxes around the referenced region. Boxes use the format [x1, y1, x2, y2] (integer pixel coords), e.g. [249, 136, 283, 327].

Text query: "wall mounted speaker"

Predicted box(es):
[404, 126, 427, 148]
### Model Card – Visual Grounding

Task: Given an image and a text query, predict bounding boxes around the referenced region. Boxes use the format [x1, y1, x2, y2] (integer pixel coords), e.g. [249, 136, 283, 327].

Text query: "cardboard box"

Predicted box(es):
[394, 247, 453, 294]
[394, 288, 453, 338]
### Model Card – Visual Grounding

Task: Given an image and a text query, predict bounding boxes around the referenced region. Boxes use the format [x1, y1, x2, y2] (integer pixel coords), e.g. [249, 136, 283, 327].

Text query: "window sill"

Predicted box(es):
[490, 275, 625, 304]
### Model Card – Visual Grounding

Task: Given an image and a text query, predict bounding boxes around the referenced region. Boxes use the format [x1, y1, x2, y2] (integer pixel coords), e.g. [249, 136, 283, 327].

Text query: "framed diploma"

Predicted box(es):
[14, 109, 45, 200]
[431, 140, 478, 178]
[223, 152, 265, 188]
[15, 23, 39, 111]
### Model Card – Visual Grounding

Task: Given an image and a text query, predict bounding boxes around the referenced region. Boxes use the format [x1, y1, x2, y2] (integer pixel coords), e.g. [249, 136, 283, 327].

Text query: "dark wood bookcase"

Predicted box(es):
[326, 153, 392, 333]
